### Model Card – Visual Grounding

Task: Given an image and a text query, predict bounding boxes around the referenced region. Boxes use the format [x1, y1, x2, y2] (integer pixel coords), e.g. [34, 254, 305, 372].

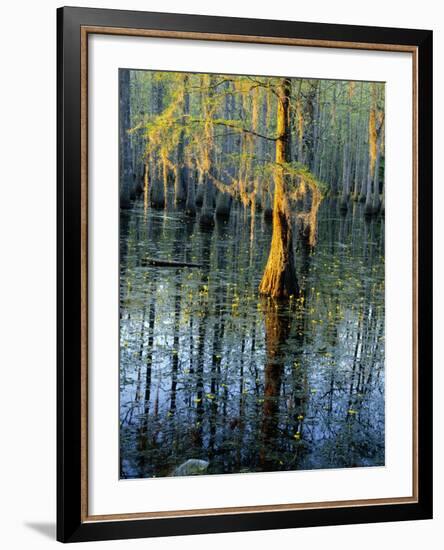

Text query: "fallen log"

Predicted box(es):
[141, 257, 203, 268]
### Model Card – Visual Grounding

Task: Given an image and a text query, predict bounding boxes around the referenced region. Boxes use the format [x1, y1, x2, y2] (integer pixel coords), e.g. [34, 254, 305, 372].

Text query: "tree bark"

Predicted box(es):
[174, 75, 189, 205]
[259, 78, 299, 299]
[372, 124, 384, 214]
[199, 75, 216, 229]
[340, 82, 354, 213]
[215, 191, 232, 220]
[119, 69, 133, 209]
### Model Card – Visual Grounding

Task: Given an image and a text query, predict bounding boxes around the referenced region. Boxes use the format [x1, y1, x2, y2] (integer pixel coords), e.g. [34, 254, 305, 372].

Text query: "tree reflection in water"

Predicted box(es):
[120, 198, 385, 478]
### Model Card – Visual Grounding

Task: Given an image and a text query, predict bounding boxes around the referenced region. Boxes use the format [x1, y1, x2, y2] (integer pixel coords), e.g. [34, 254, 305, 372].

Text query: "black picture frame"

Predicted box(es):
[57, 6, 433, 543]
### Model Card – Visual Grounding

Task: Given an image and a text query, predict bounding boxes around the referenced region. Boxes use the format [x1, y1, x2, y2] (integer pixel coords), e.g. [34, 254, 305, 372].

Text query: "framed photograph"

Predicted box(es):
[57, 6, 433, 543]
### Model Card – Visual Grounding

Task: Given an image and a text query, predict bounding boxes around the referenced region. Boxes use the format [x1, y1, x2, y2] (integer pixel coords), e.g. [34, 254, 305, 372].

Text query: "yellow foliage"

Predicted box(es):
[291, 172, 323, 247]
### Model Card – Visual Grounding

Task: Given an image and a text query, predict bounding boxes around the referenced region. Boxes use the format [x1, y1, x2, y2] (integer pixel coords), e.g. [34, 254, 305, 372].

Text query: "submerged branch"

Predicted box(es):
[141, 258, 204, 268]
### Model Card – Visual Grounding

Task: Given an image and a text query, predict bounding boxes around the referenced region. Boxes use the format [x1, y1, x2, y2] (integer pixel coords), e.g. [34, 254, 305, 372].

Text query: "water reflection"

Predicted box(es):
[120, 198, 385, 478]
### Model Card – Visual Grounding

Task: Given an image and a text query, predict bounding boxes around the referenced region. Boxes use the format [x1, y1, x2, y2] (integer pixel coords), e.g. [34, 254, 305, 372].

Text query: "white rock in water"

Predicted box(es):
[172, 459, 209, 477]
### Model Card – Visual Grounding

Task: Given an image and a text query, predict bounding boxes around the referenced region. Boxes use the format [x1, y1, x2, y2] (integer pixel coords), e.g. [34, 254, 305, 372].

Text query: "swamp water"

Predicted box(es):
[119, 197, 385, 478]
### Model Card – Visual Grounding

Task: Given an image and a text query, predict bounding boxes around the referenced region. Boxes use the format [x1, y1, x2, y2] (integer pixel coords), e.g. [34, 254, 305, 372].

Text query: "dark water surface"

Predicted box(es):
[119, 198, 385, 478]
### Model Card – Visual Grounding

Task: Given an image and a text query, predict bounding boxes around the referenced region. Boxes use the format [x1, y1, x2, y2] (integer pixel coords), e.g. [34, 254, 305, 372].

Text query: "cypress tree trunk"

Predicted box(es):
[259, 78, 299, 299]
[380, 179, 385, 215]
[328, 82, 339, 195]
[314, 83, 326, 178]
[174, 75, 189, 206]
[149, 80, 166, 209]
[340, 83, 353, 213]
[351, 83, 365, 201]
[365, 83, 378, 217]
[263, 187, 273, 222]
[371, 129, 383, 214]
[296, 80, 304, 164]
[215, 191, 232, 220]
[150, 173, 165, 208]
[185, 173, 196, 216]
[195, 170, 204, 206]
[358, 150, 369, 202]
[143, 161, 149, 210]
[162, 155, 169, 209]
[119, 69, 133, 209]
[199, 75, 215, 228]
[311, 81, 320, 173]
[364, 160, 374, 216]
[200, 174, 215, 228]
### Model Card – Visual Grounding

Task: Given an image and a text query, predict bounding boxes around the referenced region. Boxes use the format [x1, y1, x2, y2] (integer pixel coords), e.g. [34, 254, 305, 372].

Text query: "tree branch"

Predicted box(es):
[190, 119, 277, 141]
